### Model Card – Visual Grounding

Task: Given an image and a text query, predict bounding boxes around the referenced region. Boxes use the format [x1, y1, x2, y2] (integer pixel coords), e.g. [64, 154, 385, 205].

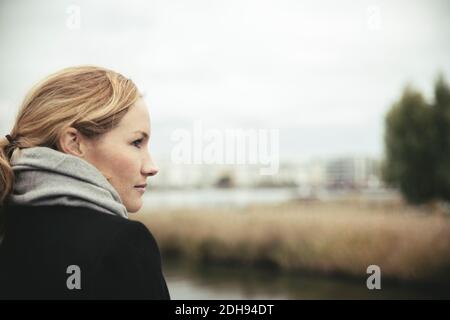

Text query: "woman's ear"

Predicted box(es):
[58, 127, 85, 157]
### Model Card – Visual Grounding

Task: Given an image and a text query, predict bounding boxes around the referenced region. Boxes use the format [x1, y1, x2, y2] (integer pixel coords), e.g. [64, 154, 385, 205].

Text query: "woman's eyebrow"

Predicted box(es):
[133, 130, 149, 139]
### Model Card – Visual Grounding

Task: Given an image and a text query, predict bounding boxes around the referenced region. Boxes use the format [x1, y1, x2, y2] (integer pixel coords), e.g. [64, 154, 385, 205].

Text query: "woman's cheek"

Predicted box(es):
[118, 156, 139, 177]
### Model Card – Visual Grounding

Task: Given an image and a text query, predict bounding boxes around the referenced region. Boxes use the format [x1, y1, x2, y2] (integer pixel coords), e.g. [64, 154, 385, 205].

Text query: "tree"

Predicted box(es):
[383, 85, 436, 204]
[383, 75, 450, 204]
[433, 75, 450, 200]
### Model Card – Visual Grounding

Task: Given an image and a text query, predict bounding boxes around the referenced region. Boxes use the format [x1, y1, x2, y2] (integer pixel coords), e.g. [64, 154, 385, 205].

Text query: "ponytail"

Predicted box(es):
[0, 134, 16, 241]
[0, 134, 15, 206]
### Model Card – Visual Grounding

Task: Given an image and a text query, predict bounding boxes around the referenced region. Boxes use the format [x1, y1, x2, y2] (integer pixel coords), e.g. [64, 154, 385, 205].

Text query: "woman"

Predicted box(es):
[0, 66, 170, 299]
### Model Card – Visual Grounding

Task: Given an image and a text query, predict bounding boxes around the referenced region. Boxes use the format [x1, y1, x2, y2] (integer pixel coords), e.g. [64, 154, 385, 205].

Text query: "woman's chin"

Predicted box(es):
[124, 199, 142, 213]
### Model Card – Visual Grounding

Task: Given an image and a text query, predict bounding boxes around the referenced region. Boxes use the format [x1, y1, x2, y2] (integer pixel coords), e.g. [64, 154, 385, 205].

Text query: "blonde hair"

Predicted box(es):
[0, 65, 140, 206]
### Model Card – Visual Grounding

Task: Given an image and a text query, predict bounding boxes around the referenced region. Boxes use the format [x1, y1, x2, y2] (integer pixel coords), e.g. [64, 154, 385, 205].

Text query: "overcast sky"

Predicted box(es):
[1, 0, 449, 161]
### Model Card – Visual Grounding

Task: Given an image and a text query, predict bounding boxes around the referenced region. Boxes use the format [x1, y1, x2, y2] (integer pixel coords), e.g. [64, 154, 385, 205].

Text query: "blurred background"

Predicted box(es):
[1, 0, 450, 299]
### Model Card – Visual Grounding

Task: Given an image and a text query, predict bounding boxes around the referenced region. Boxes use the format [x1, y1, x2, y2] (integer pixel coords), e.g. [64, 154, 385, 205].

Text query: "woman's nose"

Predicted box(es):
[147, 165, 159, 176]
[143, 153, 159, 176]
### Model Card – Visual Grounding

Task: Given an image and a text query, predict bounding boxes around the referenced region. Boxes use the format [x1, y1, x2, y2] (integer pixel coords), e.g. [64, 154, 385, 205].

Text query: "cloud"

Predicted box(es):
[0, 0, 449, 159]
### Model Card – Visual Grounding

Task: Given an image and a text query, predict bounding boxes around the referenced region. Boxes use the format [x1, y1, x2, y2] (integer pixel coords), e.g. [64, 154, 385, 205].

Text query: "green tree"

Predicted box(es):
[383, 75, 450, 204]
[433, 75, 450, 200]
[383, 86, 435, 203]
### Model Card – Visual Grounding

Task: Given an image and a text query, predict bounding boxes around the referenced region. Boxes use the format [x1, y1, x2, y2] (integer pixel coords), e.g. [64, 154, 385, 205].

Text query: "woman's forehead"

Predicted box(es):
[118, 100, 151, 130]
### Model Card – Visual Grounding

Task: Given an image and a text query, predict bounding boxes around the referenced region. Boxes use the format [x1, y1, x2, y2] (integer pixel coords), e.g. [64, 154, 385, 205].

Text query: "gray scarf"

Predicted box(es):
[8, 146, 128, 219]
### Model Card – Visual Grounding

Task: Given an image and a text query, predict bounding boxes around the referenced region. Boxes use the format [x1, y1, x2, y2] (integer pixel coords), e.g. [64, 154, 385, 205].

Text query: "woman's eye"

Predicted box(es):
[132, 139, 143, 148]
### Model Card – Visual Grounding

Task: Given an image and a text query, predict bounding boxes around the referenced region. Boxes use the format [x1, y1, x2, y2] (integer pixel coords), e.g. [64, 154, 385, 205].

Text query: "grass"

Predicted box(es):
[132, 198, 450, 285]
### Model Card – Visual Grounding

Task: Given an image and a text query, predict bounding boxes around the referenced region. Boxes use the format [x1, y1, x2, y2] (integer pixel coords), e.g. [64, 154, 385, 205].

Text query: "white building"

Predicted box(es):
[325, 156, 380, 189]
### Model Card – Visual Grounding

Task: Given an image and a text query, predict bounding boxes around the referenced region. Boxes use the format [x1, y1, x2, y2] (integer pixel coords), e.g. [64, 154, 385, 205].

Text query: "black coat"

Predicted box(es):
[0, 204, 170, 300]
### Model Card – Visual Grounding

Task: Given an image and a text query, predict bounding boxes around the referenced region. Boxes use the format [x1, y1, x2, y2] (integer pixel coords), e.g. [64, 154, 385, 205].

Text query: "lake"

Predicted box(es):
[142, 187, 300, 209]
[143, 188, 441, 299]
[142, 187, 398, 209]
[163, 257, 450, 300]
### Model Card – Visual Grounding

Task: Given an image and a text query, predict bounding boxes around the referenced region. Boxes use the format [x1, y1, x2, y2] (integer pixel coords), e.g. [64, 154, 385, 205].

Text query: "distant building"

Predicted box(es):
[152, 155, 381, 190]
[326, 157, 380, 189]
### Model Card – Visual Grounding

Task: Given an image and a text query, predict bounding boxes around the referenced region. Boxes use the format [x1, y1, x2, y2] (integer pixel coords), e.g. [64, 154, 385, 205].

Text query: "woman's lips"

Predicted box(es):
[134, 186, 146, 194]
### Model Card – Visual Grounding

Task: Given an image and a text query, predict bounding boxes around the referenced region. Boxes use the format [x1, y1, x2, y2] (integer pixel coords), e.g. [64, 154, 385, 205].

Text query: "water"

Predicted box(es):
[143, 187, 300, 209]
[144, 188, 441, 299]
[163, 257, 450, 300]
[142, 187, 399, 209]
